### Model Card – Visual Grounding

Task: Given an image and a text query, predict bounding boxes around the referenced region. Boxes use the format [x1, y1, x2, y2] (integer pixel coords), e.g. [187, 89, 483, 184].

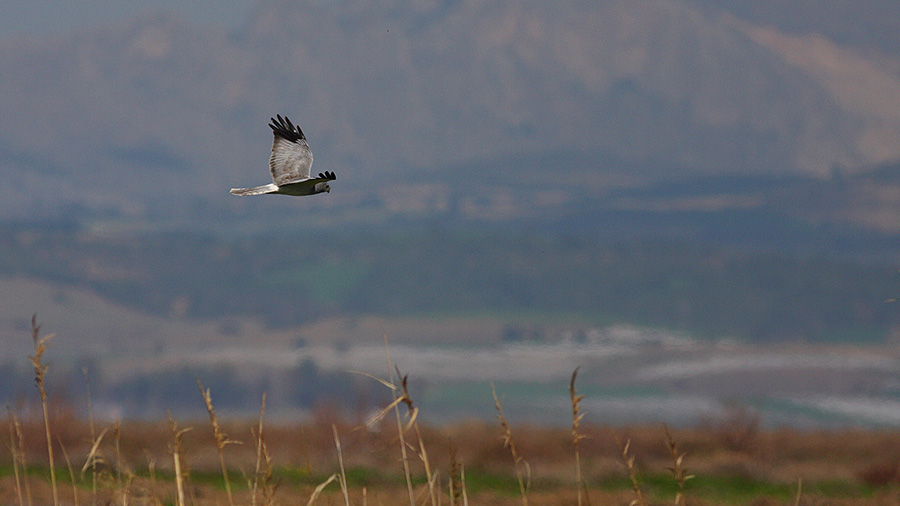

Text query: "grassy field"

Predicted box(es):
[5, 324, 900, 506]
[6, 401, 900, 505]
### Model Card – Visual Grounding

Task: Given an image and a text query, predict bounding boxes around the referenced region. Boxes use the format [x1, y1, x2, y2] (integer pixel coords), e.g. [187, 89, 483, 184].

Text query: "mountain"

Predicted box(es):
[1, 0, 900, 222]
[686, 0, 900, 55]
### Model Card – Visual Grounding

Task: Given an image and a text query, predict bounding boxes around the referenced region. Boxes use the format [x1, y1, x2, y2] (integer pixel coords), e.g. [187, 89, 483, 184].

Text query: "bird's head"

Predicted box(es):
[315, 182, 331, 194]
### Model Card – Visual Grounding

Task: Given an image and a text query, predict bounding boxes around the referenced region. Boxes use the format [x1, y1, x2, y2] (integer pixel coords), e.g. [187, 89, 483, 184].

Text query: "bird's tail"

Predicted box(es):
[230, 183, 278, 196]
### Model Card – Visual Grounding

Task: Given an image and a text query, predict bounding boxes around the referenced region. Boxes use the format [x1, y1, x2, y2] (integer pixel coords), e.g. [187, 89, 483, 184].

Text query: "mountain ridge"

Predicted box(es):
[1, 0, 899, 220]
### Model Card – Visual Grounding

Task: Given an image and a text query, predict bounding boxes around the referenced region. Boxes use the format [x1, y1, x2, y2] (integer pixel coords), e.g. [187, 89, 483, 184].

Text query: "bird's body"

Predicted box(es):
[230, 115, 336, 196]
[229, 180, 331, 197]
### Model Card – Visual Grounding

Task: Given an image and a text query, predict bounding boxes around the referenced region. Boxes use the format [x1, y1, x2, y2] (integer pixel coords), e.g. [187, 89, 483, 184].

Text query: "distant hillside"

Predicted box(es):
[687, 0, 900, 55]
[1, 225, 898, 344]
[1, 0, 900, 221]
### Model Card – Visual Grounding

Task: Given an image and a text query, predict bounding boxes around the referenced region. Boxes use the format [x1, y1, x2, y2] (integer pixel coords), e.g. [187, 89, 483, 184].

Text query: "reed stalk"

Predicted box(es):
[383, 336, 417, 506]
[449, 447, 461, 506]
[83, 368, 98, 506]
[491, 384, 529, 506]
[197, 379, 237, 506]
[664, 425, 693, 506]
[569, 367, 586, 506]
[147, 453, 162, 506]
[167, 413, 191, 506]
[306, 474, 338, 506]
[332, 425, 351, 506]
[29, 315, 59, 506]
[621, 439, 646, 506]
[252, 393, 277, 506]
[113, 420, 123, 500]
[398, 371, 439, 506]
[460, 462, 470, 506]
[59, 438, 80, 506]
[7, 408, 26, 506]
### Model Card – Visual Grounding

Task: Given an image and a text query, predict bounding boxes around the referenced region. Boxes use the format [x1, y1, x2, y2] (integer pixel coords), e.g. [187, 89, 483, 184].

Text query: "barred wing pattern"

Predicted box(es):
[269, 114, 314, 186]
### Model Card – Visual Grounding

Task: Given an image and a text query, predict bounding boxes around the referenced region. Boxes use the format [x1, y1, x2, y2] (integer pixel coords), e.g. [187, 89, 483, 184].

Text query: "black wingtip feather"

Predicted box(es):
[268, 114, 306, 143]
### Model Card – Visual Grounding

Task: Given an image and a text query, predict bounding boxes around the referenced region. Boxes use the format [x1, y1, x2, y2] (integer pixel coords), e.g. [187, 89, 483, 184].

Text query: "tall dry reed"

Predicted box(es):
[569, 367, 586, 506]
[398, 370, 439, 506]
[664, 425, 692, 506]
[381, 336, 417, 506]
[620, 439, 646, 506]
[7, 408, 30, 506]
[82, 368, 99, 506]
[197, 379, 238, 506]
[29, 315, 59, 506]
[251, 393, 277, 506]
[168, 412, 192, 506]
[332, 425, 351, 506]
[491, 384, 530, 506]
[59, 439, 80, 506]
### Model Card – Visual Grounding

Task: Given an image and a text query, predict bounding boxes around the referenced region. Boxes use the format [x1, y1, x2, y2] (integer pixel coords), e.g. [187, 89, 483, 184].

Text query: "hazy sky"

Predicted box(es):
[1, 0, 256, 40]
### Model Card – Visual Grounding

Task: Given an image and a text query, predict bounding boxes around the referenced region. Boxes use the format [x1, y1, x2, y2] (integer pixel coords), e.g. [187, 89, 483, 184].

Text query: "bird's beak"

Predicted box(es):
[326, 187, 331, 193]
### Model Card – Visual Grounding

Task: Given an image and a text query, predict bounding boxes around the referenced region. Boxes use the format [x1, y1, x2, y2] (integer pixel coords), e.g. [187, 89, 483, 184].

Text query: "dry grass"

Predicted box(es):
[168, 412, 191, 506]
[6, 322, 900, 505]
[620, 438, 646, 506]
[664, 424, 693, 506]
[492, 383, 530, 506]
[198, 379, 238, 506]
[6, 408, 31, 506]
[28, 315, 59, 506]
[5, 413, 900, 505]
[569, 367, 586, 506]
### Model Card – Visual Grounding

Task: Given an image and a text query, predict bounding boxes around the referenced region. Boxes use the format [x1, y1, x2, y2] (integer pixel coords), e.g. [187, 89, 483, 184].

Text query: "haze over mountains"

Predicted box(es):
[5, 1, 900, 424]
[2, 0, 900, 223]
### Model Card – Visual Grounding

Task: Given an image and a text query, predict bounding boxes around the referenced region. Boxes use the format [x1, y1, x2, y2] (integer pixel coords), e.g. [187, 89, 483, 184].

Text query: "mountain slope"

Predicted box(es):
[0, 0, 899, 220]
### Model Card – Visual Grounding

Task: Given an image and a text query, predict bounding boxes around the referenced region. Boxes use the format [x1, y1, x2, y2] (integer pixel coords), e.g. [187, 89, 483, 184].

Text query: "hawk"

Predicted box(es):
[230, 115, 336, 196]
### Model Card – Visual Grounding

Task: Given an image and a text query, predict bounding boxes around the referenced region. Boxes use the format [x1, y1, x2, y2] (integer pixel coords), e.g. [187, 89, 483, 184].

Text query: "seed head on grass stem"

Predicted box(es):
[251, 393, 278, 506]
[398, 369, 439, 506]
[29, 314, 59, 506]
[664, 425, 693, 506]
[357, 357, 438, 506]
[197, 379, 240, 506]
[569, 367, 587, 506]
[492, 384, 530, 506]
[620, 438, 646, 506]
[378, 335, 416, 506]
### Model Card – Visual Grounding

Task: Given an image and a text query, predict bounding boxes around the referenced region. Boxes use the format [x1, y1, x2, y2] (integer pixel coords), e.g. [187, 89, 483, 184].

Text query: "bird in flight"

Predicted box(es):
[230, 115, 336, 196]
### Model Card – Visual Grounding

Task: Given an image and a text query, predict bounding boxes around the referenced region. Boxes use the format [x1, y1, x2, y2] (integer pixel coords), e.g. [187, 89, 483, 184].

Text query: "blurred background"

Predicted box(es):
[2, 0, 900, 428]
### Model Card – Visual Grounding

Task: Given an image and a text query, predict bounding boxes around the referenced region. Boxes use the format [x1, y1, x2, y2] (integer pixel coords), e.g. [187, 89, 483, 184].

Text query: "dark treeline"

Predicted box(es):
[1, 226, 899, 343]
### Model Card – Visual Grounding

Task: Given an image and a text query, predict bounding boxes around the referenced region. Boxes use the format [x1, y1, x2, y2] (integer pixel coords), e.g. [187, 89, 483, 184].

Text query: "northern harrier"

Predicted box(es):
[230, 115, 336, 196]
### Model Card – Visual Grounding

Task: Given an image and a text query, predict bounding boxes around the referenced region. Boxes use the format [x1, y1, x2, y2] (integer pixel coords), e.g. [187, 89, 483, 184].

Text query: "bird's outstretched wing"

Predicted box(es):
[300, 171, 337, 187]
[268, 115, 314, 186]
